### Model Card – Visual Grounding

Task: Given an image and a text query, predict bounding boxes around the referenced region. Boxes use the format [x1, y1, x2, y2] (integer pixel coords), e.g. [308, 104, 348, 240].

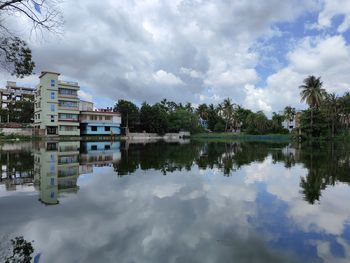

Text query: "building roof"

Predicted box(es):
[80, 110, 120, 116]
[39, 71, 61, 78]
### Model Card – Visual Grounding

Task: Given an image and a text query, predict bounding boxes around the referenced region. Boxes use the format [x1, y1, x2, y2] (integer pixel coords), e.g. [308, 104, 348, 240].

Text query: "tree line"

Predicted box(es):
[114, 98, 290, 135]
[298, 75, 350, 139]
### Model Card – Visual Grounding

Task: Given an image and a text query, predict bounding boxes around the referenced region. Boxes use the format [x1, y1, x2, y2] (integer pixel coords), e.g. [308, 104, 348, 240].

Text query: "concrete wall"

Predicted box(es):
[0, 128, 33, 136]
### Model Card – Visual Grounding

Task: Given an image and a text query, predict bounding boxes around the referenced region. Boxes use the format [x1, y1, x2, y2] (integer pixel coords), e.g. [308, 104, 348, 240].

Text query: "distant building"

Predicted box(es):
[282, 110, 302, 132]
[0, 81, 35, 110]
[34, 72, 80, 136]
[199, 117, 208, 130]
[80, 107, 121, 135]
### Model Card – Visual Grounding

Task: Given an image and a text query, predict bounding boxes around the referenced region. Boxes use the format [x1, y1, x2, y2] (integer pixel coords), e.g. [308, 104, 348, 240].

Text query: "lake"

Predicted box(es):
[0, 140, 350, 263]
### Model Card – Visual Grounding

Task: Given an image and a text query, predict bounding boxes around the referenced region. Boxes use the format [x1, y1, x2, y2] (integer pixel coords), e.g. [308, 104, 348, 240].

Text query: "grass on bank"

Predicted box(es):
[191, 132, 292, 142]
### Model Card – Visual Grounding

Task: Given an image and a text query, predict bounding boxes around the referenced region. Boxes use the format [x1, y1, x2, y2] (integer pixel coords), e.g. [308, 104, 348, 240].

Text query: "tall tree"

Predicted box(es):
[114, 100, 140, 132]
[299, 75, 326, 129]
[323, 93, 341, 138]
[0, 0, 63, 77]
[221, 98, 236, 132]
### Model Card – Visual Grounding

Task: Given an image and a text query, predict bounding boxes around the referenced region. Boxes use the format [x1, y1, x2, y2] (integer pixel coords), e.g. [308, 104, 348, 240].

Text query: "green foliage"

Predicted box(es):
[213, 120, 225, 132]
[0, 0, 63, 77]
[299, 75, 326, 109]
[245, 111, 270, 134]
[0, 100, 34, 123]
[299, 108, 328, 138]
[0, 37, 35, 78]
[114, 99, 140, 132]
[140, 103, 169, 134]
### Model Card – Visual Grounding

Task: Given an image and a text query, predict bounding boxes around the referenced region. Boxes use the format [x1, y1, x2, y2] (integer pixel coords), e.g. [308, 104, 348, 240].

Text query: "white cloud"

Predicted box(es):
[316, 0, 350, 32]
[2, 0, 322, 108]
[153, 70, 184, 85]
[78, 90, 93, 102]
[243, 34, 350, 114]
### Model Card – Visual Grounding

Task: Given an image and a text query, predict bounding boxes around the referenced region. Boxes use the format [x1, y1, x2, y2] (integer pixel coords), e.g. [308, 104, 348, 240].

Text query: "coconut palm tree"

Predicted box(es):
[222, 98, 237, 132]
[324, 93, 341, 138]
[299, 75, 327, 128]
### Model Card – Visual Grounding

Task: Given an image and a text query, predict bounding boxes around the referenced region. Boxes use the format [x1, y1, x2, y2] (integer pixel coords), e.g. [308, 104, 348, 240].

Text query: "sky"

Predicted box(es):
[2, 0, 350, 113]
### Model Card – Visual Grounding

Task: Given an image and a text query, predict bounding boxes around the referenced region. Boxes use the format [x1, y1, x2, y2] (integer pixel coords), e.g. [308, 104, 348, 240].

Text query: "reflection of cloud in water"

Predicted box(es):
[1, 141, 350, 262]
[242, 156, 350, 261]
[0, 165, 301, 263]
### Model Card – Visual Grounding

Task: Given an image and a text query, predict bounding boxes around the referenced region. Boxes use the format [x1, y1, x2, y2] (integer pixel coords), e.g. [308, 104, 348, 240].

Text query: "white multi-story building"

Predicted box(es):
[34, 71, 80, 136]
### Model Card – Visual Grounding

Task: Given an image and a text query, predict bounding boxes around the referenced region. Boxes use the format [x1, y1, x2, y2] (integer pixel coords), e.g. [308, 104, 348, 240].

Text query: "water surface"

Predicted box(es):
[0, 140, 350, 263]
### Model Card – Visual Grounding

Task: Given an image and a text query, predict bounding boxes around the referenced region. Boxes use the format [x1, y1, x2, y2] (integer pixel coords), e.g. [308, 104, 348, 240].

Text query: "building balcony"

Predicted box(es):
[79, 119, 115, 124]
[58, 94, 79, 99]
[58, 80, 79, 87]
[58, 119, 79, 122]
[58, 106, 79, 111]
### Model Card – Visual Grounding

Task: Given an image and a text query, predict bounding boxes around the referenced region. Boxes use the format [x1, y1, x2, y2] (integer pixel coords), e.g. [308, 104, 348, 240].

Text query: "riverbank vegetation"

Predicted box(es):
[114, 75, 350, 141]
[114, 98, 289, 135]
[297, 75, 350, 140]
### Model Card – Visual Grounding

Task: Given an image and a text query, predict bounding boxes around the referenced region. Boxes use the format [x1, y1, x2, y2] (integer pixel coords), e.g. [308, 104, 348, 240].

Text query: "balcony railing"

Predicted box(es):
[59, 80, 79, 86]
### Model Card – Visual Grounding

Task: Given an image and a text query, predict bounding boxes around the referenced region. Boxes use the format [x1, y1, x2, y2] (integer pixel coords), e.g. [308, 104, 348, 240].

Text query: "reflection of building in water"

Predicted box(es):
[33, 141, 121, 204]
[34, 141, 80, 205]
[0, 143, 34, 191]
[80, 142, 121, 169]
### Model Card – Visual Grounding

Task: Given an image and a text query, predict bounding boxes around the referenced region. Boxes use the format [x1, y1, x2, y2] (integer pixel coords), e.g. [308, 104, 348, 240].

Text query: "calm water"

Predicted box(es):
[0, 140, 350, 263]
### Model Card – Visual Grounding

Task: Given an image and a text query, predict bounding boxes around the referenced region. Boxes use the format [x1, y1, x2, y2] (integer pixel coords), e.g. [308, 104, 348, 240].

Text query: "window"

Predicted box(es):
[51, 79, 55, 87]
[58, 100, 78, 108]
[58, 113, 78, 121]
[105, 126, 110, 132]
[58, 88, 77, 96]
[51, 92, 55, 99]
[47, 142, 57, 150]
[91, 126, 97, 131]
[59, 126, 77, 131]
[51, 104, 55, 112]
[91, 145, 97, 150]
[50, 178, 55, 186]
[104, 145, 110, 150]
[50, 192, 55, 198]
[99, 116, 103, 120]
[51, 115, 55, 122]
[105, 116, 112, 120]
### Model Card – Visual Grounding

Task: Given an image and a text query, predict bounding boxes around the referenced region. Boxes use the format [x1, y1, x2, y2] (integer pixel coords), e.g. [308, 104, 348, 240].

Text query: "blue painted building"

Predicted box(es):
[80, 123, 121, 135]
[79, 109, 121, 135]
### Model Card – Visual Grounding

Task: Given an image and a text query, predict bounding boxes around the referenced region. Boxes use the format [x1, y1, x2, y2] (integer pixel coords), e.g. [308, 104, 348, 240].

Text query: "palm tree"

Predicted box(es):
[196, 104, 209, 120]
[299, 75, 327, 128]
[324, 93, 340, 138]
[340, 92, 350, 130]
[222, 98, 236, 132]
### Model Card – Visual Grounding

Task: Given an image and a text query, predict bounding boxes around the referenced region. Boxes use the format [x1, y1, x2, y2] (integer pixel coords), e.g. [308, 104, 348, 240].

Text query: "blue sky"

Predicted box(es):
[2, 0, 350, 114]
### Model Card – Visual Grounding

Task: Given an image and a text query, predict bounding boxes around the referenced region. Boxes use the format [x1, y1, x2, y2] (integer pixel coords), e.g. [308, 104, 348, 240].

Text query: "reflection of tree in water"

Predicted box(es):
[1, 236, 34, 263]
[298, 142, 350, 204]
[300, 168, 325, 204]
[114, 140, 350, 205]
[114, 141, 290, 176]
